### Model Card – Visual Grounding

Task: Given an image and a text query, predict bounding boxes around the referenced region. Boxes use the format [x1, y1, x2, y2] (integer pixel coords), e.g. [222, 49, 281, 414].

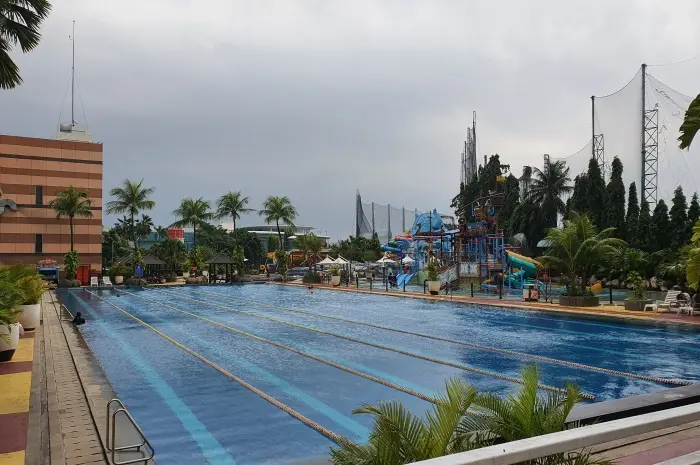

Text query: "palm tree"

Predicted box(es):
[528, 159, 572, 228]
[259, 196, 297, 251]
[48, 186, 93, 251]
[155, 226, 169, 241]
[0, 0, 52, 89]
[686, 221, 700, 289]
[134, 214, 154, 248]
[172, 197, 213, 249]
[539, 212, 626, 295]
[679, 93, 700, 150]
[294, 233, 325, 272]
[216, 191, 254, 234]
[331, 378, 486, 464]
[105, 179, 156, 252]
[463, 366, 611, 465]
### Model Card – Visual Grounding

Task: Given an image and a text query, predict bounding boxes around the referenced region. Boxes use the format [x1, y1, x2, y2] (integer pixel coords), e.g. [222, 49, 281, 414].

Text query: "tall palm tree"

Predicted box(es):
[172, 197, 213, 249]
[134, 214, 154, 248]
[105, 179, 156, 252]
[679, 93, 700, 150]
[539, 212, 625, 295]
[259, 196, 297, 251]
[155, 226, 169, 240]
[528, 159, 572, 228]
[48, 186, 93, 251]
[0, 0, 51, 89]
[216, 191, 253, 233]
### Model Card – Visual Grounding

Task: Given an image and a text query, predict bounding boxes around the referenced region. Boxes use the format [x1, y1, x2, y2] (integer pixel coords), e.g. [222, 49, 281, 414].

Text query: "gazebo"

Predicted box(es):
[205, 254, 237, 283]
[114, 254, 165, 277]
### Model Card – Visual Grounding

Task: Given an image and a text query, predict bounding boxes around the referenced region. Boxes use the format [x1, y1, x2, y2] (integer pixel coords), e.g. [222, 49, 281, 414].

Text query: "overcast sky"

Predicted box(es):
[2, 0, 699, 240]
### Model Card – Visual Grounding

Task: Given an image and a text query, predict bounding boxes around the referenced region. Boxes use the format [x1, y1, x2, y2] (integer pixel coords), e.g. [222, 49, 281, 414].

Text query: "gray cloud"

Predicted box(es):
[2, 0, 699, 240]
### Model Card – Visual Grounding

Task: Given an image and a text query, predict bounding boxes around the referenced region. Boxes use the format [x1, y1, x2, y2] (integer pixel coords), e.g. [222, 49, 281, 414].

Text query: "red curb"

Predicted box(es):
[0, 361, 33, 375]
[0, 412, 29, 454]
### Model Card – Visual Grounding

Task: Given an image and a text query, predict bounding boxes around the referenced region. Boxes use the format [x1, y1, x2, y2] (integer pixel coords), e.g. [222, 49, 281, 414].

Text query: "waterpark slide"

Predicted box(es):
[504, 251, 541, 288]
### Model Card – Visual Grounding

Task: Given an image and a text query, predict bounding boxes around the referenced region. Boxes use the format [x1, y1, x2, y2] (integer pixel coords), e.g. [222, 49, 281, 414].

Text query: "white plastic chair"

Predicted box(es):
[644, 290, 681, 312]
[90, 276, 98, 287]
[102, 276, 113, 286]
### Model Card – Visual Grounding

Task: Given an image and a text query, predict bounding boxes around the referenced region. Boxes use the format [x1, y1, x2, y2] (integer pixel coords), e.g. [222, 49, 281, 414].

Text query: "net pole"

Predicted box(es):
[591, 96, 595, 159]
[388, 204, 391, 243]
[641, 63, 646, 197]
[371, 202, 375, 237]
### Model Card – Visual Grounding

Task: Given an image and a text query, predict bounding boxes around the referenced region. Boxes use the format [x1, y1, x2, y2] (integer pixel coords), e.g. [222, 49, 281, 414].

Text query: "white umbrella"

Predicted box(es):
[318, 256, 336, 265]
[376, 256, 396, 264]
[334, 256, 349, 265]
[401, 256, 415, 264]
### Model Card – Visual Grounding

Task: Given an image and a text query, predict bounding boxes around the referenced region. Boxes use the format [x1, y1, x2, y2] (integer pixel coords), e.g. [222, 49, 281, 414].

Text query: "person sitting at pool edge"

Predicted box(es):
[72, 312, 85, 326]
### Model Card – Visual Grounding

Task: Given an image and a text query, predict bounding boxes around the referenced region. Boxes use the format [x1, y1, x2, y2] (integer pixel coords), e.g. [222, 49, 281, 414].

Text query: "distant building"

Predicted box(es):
[0, 134, 103, 270]
[139, 226, 194, 251]
[223, 223, 330, 253]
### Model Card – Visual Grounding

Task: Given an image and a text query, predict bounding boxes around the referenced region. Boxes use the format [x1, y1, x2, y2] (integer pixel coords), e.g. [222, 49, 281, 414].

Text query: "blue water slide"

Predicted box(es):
[396, 273, 413, 288]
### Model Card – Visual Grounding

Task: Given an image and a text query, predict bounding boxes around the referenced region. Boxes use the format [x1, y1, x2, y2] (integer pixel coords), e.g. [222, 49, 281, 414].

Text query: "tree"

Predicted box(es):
[625, 182, 640, 247]
[150, 237, 187, 273]
[0, 0, 51, 89]
[134, 214, 154, 249]
[539, 212, 626, 295]
[259, 196, 297, 251]
[687, 221, 700, 289]
[678, 93, 700, 150]
[583, 158, 606, 228]
[155, 226, 169, 240]
[105, 179, 156, 252]
[102, 228, 131, 266]
[331, 378, 485, 464]
[215, 191, 254, 234]
[528, 159, 572, 228]
[669, 186, 689, 248]
[604, 157, 626, 236]
[48, 186, 93, 251]
[638, 200, 652, 253]
[294, 234, 325, 272]
[498, 174, 521, 239]
[649, 200, 671, 252]
[567, 174, 589, 219]
[172, 197, 213, 249]
[510, 198, 544, 253]
[688, 193, 700, 242]
[451, 154, 510, 223]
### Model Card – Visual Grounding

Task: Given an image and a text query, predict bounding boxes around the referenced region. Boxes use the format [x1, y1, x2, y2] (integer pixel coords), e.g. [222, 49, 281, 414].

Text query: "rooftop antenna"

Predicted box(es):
[70, 20, 76, 127]
[58, 21, 91, 142]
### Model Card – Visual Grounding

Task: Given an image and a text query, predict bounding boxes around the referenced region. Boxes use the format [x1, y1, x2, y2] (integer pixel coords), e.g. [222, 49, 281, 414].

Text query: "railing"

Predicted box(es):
[412, 402, 700, 465]
[106, 399, 155, 464]
[60, 303, 74, 322]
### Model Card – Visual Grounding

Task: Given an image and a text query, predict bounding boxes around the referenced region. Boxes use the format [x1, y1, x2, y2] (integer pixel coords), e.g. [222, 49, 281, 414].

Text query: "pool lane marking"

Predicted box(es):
[147, 289, 593, 400]
[82, 290, 353, 447]
[183, 288, 690, 388]
[118, 289, 445, 405]
[102, 293, 369, 441]
[73, 294, 237, 465]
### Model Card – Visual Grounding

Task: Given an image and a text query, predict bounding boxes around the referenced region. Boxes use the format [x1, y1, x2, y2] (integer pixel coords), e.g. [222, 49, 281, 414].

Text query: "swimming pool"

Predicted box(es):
[60, 285, 700, 464]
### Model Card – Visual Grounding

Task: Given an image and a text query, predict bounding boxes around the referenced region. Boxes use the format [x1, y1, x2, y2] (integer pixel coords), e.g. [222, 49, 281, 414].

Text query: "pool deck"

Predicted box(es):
[2, 286, 700, 465]
[287, 282, 700, 327]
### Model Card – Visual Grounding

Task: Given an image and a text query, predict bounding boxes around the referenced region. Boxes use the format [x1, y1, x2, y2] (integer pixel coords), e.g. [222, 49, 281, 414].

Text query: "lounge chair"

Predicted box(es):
[644, 290, 681, 312]
[90, 276, 98, 287]
[101, 276, 113, 286]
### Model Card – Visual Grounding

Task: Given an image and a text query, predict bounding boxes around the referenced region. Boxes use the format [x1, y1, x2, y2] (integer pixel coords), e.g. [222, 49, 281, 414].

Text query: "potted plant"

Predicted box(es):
[112, 263, 126, 285]
[624, 271, 651, 311]
[17, 274, 45, 331]
[1, 267, 24, 362]
[426, 261, 440, 295]
[330, 266, 341, 286]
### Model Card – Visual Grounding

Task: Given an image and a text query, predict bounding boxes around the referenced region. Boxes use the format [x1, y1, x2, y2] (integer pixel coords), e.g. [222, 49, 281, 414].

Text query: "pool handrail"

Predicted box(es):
[106, 398, 155, 464]
[411, 401, 700, 465]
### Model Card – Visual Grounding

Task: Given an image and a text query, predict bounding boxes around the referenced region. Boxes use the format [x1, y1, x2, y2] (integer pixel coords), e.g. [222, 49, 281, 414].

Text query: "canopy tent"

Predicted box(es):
[333, 256, 349, 265]
[205, 253, 238, 283]
[376, 256, 396, 264]
[317, 256, 336, 265]
[401, 256, 415, 264]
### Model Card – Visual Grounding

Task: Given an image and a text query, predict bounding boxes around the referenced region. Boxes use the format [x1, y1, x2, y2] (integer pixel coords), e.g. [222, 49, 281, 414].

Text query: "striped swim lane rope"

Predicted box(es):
[83, 290, 352, 446]
[152, 289, 595, 400]
[186, 288, 691, 388]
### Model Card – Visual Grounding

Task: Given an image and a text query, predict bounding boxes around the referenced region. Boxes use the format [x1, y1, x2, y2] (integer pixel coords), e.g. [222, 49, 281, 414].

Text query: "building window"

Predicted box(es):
[35, 185, 43, 205]
[35, 234, 43, 253]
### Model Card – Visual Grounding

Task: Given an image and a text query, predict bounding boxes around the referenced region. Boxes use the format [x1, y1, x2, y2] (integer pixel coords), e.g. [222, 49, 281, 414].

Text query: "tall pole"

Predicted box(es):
[641, 63, 647, 197]
[71, 21, 76, 126]
[387, 204, 391, 243]
[591, 96, 595, 158]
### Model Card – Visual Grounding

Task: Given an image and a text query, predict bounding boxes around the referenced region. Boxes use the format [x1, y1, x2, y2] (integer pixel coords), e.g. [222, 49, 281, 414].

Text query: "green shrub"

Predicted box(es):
[125, 277, 147, 286]
[19, 275, 45, 305]
[426, 261, 439, 281]
[330, 266, 340, 277]
[626, 271, 646, 301]
[57, 279, 82, 288]
[64, 250, 79, 280]
[303, 271, 321, 283]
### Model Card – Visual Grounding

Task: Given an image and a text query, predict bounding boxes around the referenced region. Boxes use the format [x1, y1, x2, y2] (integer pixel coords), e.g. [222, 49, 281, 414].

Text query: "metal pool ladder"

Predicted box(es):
[106, 399, 155, 464]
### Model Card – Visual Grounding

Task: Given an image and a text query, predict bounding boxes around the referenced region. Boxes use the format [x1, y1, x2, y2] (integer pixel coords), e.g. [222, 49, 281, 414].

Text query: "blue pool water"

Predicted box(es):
[60, 285, 700, 464]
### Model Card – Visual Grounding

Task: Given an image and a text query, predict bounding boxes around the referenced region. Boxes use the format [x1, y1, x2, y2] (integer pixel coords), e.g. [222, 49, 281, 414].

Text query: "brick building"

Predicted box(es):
[0, 134, 103, 270]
